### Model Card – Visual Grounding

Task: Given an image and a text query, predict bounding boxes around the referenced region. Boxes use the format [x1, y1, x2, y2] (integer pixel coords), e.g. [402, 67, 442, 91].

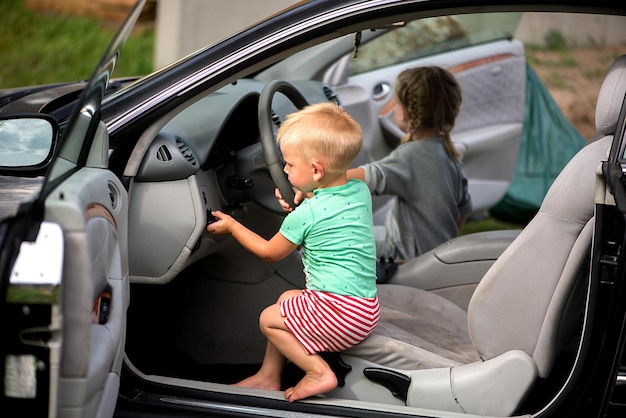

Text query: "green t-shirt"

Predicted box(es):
[280, 179, 377, 298]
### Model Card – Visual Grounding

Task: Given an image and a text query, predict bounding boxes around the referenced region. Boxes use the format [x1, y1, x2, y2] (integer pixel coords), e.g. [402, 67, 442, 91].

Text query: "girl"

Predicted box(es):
[348, 66, 472, 260]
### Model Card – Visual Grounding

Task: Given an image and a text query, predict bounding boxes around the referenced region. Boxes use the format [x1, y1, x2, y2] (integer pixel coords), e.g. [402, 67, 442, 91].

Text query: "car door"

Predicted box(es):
[1, 1, 145, 416]
[596, 55, 626, 414]
[325, 13, 527, 218]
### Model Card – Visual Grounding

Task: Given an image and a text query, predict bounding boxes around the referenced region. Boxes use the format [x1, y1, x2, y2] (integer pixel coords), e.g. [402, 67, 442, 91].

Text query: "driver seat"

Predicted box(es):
[331, 54, 626, 416]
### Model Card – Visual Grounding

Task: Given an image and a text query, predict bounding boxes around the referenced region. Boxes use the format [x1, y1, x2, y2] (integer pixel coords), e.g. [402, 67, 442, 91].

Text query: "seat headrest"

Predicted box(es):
[596, 54, 626, 136]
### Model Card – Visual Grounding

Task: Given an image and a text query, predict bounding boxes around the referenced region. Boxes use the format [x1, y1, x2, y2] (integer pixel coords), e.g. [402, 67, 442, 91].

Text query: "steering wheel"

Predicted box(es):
[258, 80, 309, 210]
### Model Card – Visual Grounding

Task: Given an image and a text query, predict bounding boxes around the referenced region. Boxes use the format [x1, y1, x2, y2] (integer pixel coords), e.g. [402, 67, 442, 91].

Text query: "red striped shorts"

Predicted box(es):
[280, 289, 380, 355]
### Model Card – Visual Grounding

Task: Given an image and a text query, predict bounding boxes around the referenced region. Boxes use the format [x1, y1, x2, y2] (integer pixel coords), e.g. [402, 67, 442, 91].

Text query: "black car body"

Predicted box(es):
[1, 1, 626, 417]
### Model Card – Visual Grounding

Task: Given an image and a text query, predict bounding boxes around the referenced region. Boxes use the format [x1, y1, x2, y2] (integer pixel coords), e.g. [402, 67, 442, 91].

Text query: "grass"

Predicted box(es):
[0, 1, 154, 88]
[461, 216, 524, 235]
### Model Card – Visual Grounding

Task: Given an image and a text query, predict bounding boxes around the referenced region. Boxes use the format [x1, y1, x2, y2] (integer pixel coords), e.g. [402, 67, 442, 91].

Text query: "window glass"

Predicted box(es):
[349, 13, 523, 75]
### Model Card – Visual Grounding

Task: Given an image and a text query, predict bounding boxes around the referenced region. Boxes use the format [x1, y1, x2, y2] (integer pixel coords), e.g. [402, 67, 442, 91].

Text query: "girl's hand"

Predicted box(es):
[206, 210, 234, 235]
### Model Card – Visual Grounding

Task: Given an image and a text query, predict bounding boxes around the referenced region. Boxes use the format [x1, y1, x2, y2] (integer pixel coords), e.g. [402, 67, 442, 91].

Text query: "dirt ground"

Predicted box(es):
[531, 45, 626, 140]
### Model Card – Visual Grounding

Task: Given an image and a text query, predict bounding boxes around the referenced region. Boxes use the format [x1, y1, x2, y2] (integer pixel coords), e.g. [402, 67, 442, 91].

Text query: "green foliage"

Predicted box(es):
[586, 35, 598, 48]
[544, 29, 568, 51]
[583, 68, 607, 81]
[601, 51, 621, 65]
[545, 70, 570, 90]
[460, 216, 524, 236]
[0, 1, 154, 88]
[524, 42, 578, 90]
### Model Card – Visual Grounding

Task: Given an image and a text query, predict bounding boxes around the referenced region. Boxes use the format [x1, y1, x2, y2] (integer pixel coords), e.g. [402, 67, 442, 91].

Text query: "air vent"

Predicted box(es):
[323, 86, 340, 105]
[155, 144, 173, 162]
[137, 134, 198, 181]
[176, 138, 198, 166]
[271, 110, 281, 127]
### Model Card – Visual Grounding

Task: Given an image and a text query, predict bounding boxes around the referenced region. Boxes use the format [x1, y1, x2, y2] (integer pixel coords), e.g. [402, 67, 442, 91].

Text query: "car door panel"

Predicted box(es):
[43, 121, 129, 416]
[3, 163, 129, 417]
[46, 165, 129, 417]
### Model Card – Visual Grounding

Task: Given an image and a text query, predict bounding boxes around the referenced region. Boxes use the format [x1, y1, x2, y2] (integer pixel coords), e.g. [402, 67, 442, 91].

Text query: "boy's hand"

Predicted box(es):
[206, 210, 234, 234]
[275, 188, 306, 212]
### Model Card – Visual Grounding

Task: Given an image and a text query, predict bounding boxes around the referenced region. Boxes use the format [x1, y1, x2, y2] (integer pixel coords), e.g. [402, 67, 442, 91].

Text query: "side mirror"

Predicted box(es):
[0, 114, 58, 176]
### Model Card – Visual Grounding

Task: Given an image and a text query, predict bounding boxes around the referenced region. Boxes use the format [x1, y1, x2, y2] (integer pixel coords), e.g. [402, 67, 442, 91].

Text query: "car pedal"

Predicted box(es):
[321, 352, 352, 387]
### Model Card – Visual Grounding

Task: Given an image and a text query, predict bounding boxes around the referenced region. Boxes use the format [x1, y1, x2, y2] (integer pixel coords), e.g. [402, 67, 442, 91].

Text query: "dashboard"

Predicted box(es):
[125, 79, 339, 283]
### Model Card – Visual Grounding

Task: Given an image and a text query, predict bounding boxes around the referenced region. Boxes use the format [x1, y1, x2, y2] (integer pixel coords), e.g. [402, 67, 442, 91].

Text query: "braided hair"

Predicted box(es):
[394, 66, 463, 161]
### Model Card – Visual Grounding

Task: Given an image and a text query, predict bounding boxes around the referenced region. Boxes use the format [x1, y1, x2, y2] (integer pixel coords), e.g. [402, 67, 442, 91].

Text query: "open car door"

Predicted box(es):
[1, 1, 146, 416]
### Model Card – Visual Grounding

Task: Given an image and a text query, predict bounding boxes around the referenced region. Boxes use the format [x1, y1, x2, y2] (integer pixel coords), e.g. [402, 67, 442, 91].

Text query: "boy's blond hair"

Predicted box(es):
[277, 102, 362, 176]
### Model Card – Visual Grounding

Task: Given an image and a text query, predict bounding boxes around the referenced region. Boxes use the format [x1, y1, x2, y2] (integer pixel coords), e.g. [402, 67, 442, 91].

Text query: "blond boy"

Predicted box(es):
[207, 102, 379, 402]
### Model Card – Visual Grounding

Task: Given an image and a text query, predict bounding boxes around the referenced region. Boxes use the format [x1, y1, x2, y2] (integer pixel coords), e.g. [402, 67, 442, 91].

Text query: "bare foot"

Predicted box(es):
[284, 370, 338, 402]
[232, 373, 281, 391]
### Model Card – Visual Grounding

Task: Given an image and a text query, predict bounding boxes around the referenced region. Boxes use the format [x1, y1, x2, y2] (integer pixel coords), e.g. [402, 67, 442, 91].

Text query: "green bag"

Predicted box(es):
[490, 63, 587, 224]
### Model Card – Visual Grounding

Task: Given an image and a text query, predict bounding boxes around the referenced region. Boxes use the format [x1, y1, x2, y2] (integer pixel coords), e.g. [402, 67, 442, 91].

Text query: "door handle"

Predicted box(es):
[372, 82, 391, 101]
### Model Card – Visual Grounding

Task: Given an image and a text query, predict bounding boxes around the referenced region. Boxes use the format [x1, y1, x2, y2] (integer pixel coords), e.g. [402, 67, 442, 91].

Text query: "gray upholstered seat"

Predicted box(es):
[331, 55, 626, 416]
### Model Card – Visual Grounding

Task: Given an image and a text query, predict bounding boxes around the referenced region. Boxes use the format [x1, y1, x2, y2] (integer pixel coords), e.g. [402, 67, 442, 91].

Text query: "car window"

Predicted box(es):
[348, 12, 523, 75]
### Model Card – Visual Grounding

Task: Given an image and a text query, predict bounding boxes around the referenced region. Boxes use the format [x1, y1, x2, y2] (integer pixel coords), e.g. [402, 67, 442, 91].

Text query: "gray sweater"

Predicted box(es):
[362, 137, 472, 260]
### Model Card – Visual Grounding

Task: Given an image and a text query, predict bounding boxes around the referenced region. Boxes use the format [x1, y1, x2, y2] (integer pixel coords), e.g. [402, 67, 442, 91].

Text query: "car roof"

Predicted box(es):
[102, 0, 625, 141]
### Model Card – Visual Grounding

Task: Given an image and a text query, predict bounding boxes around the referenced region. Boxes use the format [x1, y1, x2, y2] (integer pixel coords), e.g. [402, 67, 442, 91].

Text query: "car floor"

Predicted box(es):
[124, 260, 585, 416]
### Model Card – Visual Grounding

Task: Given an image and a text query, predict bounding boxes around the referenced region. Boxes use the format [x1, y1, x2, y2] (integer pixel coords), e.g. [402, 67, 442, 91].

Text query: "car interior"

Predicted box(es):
[118, 52, 626, 416]
[111, 7, 626, 415]
[1, 2, 621, 418]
